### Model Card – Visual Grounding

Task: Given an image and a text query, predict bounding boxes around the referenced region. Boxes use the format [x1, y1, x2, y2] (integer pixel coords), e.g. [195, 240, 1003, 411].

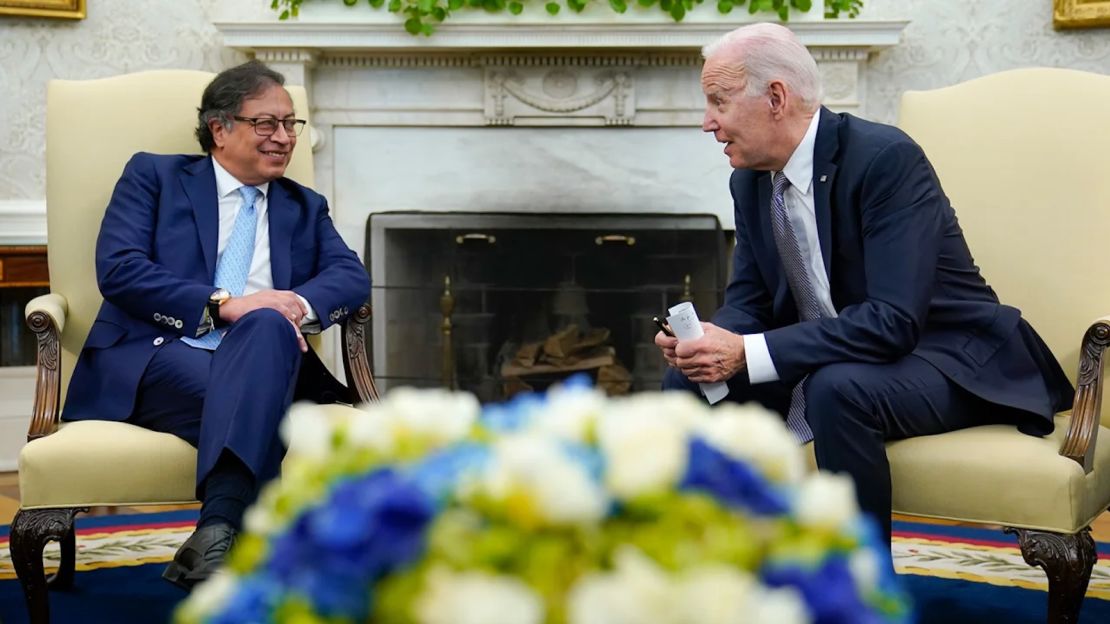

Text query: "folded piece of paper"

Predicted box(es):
[666, 302, 729, 405]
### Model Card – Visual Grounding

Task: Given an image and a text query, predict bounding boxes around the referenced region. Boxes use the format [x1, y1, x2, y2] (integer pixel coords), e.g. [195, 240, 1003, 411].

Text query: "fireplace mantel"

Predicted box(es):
[215, 19, 907, 52]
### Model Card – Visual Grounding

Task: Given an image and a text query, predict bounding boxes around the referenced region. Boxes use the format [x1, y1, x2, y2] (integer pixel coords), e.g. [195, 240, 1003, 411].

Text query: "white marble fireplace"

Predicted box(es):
[213, 8, 907, 379]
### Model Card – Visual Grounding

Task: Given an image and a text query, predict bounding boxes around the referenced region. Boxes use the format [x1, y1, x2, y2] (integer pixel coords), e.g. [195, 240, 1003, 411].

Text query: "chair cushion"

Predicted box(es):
[19, 421, 198, 509]
[803, 415, 1110, 533]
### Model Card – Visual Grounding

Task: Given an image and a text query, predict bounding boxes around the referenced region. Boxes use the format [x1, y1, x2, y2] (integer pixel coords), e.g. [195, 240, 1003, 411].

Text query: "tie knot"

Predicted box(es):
[238, 185, 260, 206]
[772, 171, 790, 198]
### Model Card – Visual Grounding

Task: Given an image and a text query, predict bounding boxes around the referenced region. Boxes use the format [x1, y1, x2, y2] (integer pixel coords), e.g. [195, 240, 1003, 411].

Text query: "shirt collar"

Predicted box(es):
[780, 111, 821, 194]
[211, 156, 270, 201]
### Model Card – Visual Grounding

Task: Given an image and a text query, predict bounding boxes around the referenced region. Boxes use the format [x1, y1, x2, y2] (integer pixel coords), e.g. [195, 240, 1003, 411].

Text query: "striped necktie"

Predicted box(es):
[769, 172, 820, 444]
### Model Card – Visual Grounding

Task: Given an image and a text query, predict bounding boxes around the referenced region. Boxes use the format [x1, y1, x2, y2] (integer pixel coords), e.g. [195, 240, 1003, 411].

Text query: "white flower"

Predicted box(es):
[694, 401, 805, 484]
[344, 408, 397, 456]
[415, 566, 544, 624]
[567, 547, 674, 624]
[531, 384, 607, 443]
[481, 433, 608, 525]
[751, 586, 812, 624]
[849, 549, 881, 595]
[280, 402, 335, 460]
[381, 386, 479, 448]
[672, 565, 756, 624]
[596, 394, 701, 499]
[794, 471, 861, 532]
[176, 570, 237, 620]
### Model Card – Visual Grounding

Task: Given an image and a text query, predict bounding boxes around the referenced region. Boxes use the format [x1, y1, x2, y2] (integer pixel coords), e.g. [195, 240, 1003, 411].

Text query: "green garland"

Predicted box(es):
[271, 0, 863, 36]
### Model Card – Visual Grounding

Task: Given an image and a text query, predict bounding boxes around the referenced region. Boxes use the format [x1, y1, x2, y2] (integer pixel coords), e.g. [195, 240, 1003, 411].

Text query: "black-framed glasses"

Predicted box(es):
[232, 116, 307, 137]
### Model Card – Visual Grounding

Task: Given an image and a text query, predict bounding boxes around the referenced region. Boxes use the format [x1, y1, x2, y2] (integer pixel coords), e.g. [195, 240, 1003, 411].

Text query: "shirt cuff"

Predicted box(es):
[296, 294, 318, 324]
[744, 333, 780, 384]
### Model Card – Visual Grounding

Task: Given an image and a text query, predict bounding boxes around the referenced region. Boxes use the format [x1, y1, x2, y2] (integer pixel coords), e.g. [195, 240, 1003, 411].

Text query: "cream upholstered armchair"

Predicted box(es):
[10, 70, 378, 624]
[878, 68, 1110, 623]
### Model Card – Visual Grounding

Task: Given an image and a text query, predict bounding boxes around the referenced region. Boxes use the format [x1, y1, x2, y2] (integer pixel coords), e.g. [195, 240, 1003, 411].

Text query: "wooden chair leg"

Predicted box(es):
[9, 508, 82, 624]
[1005, 527, 1096, 624]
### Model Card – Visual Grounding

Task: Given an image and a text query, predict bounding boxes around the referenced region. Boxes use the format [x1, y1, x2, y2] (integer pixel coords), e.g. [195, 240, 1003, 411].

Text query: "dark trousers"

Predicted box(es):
[128, 309, 303, 498]
[663, 355, 1008, 543]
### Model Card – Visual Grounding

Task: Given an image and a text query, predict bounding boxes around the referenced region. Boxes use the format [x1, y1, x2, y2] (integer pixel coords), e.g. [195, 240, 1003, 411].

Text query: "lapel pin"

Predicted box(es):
[819, 175, 828, 183]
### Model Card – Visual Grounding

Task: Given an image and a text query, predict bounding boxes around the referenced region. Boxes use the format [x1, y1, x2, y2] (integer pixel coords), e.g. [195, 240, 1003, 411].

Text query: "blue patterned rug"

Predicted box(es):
[1, 512, 1108, 623]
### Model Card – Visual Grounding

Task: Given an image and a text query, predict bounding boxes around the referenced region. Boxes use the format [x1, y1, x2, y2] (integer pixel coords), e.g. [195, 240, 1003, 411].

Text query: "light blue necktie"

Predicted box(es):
[769, 172, 818, 444]
[182, 185, 261, 350]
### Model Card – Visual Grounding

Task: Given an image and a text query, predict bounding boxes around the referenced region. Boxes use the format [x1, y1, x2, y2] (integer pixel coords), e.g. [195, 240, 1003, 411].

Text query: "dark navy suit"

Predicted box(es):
[63, 152, 370, 490]
[666, 108, 1073, 537]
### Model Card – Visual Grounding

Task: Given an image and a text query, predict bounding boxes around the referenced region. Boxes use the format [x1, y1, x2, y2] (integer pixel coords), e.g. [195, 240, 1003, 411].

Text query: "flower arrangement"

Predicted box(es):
[175, 377, 910, 624]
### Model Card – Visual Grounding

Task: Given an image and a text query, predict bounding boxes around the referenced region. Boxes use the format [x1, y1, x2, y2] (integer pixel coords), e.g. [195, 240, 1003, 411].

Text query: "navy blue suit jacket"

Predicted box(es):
[63, 153, 371, 423]
[711, 108, 1073, 433]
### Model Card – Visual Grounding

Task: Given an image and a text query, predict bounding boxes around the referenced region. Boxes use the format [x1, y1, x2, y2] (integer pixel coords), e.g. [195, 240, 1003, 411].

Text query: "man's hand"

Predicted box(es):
[219, 289, 309, 353]
[673, 322, 746, 384]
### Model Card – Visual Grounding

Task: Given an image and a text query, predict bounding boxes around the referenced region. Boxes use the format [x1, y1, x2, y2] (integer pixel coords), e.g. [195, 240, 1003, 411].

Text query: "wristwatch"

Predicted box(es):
[206, 288, 231, 328]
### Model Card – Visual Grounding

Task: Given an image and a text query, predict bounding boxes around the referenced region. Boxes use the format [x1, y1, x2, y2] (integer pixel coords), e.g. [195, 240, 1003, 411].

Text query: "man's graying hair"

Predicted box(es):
[703, 23, 823, 113]
[196, 60, 286, 153]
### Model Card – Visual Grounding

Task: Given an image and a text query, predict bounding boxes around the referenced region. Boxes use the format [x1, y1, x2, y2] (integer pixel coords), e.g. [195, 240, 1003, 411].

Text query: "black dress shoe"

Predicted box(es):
[163, 522, 237, 590]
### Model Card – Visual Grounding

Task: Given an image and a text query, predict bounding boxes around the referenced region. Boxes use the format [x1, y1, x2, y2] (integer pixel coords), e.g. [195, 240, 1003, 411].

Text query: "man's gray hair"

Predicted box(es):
[702, 23, 823, 112]
[195, 60, 286, 153]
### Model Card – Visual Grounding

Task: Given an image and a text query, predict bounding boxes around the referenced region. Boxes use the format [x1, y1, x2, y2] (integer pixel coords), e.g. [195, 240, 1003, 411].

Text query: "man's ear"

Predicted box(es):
[210, 118, 229, 149]
[768, 81, 788, 118]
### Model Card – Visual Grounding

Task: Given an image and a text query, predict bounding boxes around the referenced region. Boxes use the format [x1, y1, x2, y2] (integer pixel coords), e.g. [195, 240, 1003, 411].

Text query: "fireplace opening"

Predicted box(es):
[364, 212, 729, 402]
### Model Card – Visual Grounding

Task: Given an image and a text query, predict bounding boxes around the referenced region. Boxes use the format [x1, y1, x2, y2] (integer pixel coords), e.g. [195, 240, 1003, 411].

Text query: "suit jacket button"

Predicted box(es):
[153, 337, 164, 346]
[174, 320, 183, 329]
[154, 312, 162, 321]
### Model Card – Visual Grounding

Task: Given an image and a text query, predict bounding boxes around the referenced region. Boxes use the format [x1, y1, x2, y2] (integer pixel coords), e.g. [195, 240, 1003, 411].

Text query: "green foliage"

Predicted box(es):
[272, 0, 863, 36]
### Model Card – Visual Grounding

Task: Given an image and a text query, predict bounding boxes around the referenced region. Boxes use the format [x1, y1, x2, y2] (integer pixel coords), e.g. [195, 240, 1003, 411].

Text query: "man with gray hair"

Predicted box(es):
[655, 23, 1072, 543]
[63, 60, 370, 587]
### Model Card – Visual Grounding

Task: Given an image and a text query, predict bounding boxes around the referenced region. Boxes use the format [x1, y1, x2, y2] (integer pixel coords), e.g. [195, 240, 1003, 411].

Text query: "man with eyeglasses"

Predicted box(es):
[61, 60, 370, 589]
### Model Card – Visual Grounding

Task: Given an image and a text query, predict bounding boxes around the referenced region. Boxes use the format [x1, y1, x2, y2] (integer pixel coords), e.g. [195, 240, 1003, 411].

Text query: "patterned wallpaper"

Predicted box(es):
[1, 0, 1108, 201]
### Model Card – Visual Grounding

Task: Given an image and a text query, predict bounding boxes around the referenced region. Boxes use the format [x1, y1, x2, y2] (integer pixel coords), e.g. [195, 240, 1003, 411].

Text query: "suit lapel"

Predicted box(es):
[180, 158, 219, 279]
[268, 180, 294, 290]
[812, 107, 841, 281]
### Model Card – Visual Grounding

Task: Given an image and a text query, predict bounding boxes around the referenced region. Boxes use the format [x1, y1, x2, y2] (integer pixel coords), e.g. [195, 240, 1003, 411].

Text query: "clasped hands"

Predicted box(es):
[655, 322, 746, 384]
[219, 289, 309, 353]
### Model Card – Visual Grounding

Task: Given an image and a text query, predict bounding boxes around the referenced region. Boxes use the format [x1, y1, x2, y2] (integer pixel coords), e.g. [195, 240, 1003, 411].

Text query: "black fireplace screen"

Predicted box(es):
[364, 212, 729, 402]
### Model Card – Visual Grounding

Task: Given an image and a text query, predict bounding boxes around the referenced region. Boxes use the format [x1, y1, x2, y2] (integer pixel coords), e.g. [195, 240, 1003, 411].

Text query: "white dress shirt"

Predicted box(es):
[207, 157, 318, 326]
[745, 112, 837, 384]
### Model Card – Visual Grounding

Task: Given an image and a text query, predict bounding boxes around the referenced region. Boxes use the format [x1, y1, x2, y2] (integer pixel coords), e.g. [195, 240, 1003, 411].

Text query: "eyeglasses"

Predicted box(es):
[232, 116, 307, 137]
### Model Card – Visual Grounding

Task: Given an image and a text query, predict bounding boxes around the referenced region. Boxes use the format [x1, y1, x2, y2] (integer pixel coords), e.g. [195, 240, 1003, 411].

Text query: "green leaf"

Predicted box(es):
[388, 0, 402, 11]
[271, 0, 279, 10]
[717, 0, 732, 12]
[660, 0, 671, 10]
[778, 3, 788, 19]
[509, 0, 524, 13]
[794, 0, 812, 11]
[669, 1, 685, 20]
[404, 16, 423, 34]
[432, 6, 447, 20]
[369, 0, 386, 7]
[448, 0, 464, 8]
[418, 0, 435, 11]
[568, 0, 587, 12]
[637, 0, 656, 6]
[279, 9, 290, 19]
[291, 4, 300, 16]
[343, 0, 357, 5]
[545, 1, 560, 14]
[608, 0, 628, 12]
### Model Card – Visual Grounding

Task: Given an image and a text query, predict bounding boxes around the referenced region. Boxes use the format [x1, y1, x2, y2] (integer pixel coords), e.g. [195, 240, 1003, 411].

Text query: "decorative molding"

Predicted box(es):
[215, 20, 908, 52]
[0, 200, 48, 246]
[484, 64, 634, 126]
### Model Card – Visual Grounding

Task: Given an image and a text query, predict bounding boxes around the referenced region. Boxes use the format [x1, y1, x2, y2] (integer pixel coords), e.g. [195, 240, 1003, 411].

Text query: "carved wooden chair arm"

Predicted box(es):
[1059, 314, 1110, 473]
[341, 302, 379, 404]
[24, 293, 68, 441]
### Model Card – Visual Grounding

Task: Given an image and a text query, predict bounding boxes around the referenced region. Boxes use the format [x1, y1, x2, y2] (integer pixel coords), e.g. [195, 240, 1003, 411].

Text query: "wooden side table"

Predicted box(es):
[0, 246, 49, 288]
[0, 246, 49, 367]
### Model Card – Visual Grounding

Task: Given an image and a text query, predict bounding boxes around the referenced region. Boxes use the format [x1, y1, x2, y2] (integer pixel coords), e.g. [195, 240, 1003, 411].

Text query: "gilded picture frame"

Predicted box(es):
[1054, 0, 1110, 29]
[0, 0, 84, 19]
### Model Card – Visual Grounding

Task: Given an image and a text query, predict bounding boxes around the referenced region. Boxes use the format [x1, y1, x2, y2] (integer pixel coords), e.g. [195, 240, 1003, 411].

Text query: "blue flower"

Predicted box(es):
[763, 557, 883, 624]
[679, 437, 789, 515]
[206, 574, 282, 624]
[408, 442, 491, 506]
[266, 468, 434, 618]
[480, 393, 546, 432]
[559, 440, 605, 483]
